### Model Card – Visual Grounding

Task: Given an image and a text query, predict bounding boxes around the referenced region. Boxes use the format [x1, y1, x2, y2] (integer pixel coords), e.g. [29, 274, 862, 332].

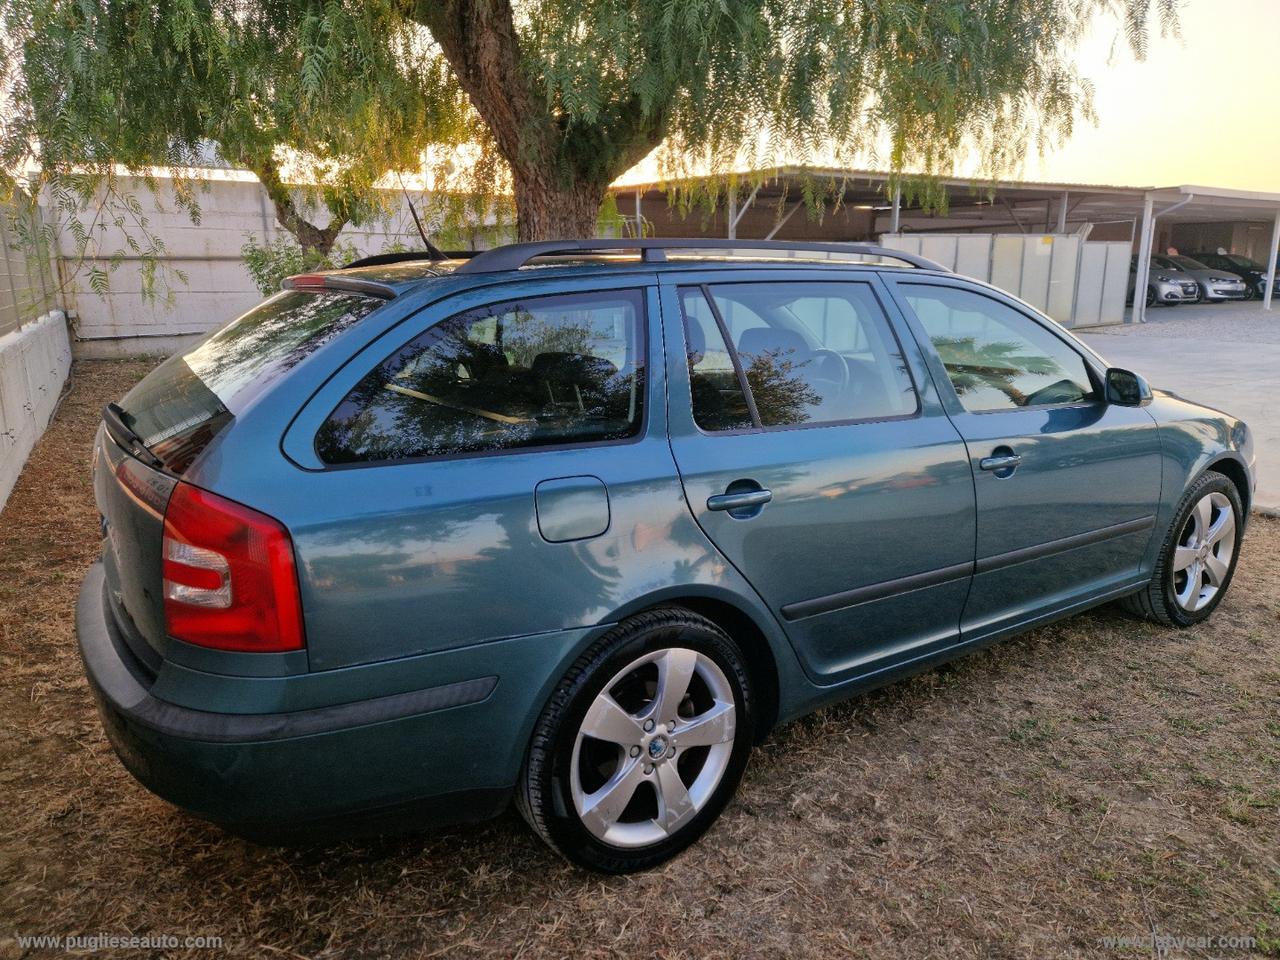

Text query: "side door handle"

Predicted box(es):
[979, 454, 1021, 471]
[707, 489, 773, 512]
[979, 448, 1022, 477]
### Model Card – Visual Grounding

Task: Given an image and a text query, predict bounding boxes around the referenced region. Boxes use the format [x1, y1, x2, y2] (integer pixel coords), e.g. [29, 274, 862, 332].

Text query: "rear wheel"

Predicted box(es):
[1120, 471, 1243, 626]
[517, 608, 753, 873]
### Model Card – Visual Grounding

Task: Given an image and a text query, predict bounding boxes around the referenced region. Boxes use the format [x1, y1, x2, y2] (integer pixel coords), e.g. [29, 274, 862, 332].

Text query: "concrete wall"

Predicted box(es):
[0, 311, 73, 513]
[1169, 220, 1278, 264]
[879, 233, 1130, 328]
[44, 175, 497, 358]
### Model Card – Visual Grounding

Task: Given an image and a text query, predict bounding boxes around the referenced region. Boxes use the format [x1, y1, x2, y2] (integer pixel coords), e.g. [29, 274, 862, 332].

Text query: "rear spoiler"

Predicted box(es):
[281, 274, 398, 299]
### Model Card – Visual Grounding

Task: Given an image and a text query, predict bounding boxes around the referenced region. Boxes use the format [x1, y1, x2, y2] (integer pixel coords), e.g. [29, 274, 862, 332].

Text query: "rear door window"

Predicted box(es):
[678, 289, 755, 432]
[317, 289, 646, 464]
[679, 281, 918, 430]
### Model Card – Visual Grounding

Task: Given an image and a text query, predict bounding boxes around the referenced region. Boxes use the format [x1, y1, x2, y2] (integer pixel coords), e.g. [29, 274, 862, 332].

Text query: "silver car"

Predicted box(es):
[1128, 256, 1200, 307]
[1158, 255, 1248, 302]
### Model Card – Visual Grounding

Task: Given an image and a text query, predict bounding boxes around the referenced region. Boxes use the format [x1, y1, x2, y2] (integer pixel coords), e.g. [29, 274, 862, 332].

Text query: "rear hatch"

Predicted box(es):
[94, 288, 385, 665]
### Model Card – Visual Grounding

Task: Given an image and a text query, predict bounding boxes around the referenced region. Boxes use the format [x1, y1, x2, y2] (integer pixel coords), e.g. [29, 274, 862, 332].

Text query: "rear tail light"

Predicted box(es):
[161, 483, 305, 652]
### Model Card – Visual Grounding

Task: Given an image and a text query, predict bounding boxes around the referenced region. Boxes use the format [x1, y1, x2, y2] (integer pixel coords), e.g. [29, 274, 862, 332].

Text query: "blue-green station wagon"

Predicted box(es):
[76, 239, 1255, 872]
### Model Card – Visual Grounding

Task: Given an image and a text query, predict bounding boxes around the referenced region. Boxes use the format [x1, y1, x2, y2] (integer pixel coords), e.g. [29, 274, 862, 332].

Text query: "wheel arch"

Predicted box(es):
[1203, 454, 1251, 515]
[606, 587, 787, 742]
[659, 595, 780, 742]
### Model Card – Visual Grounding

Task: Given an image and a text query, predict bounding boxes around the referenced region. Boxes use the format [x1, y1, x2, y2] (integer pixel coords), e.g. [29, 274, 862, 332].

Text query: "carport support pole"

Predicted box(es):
[1132, 193, 1155, 324]
[1264, 206, 1280, 311]
[1057, 191, 1069, 233]
[890, 187, 901, 234]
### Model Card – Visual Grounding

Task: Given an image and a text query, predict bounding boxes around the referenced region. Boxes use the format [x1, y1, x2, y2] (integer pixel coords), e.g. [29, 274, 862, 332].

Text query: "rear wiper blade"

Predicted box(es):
[102, 402, 165, 470]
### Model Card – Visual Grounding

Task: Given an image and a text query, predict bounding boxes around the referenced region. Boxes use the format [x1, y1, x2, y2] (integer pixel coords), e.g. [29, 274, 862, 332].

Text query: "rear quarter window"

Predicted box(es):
[316, 289, 646, 464]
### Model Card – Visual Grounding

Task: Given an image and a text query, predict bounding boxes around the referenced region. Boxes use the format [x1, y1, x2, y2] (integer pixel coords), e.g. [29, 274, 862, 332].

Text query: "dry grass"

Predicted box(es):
[2, 360, 1278, 959]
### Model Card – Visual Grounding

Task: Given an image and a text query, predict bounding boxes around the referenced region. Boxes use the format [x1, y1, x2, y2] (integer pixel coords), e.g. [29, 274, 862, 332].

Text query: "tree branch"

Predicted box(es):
[252, 156, 348, 255]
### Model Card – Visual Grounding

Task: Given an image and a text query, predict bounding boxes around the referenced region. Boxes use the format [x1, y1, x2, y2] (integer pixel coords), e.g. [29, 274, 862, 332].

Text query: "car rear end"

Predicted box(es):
[75, 281, 524, 835]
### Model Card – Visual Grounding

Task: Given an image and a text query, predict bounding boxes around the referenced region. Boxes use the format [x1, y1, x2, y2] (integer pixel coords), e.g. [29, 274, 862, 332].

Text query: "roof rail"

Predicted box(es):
[342, 250, 478, 270]
[452, 238, 948, 274]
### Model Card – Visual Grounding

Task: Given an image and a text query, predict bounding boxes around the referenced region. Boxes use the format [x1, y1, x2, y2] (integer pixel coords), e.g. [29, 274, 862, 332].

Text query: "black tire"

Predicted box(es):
[1145, 286, 1157, 307]
[1119, 471, 1244, 627]
[517, 607, 754, 873]
[1243, 284, 1257, 301]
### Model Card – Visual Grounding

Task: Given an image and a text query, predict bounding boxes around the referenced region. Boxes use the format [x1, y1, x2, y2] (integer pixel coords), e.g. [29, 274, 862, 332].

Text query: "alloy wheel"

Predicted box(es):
[569, 647, 736, 848]
[1171, 491, 1236, 612]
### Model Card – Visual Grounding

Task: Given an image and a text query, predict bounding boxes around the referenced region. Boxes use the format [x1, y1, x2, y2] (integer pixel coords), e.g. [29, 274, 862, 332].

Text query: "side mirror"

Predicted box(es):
[1105, 367, 1152, 407]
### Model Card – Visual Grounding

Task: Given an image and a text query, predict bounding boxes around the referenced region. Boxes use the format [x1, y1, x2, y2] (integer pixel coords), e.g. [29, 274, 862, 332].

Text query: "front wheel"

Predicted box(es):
[517, 608, 754, 873]
[1120, 471, 1243, 626]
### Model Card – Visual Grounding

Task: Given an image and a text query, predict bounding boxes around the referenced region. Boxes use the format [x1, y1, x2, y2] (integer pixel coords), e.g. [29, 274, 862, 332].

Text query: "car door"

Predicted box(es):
[660, 270, 976, 685]
[885, 276, 1163, 642]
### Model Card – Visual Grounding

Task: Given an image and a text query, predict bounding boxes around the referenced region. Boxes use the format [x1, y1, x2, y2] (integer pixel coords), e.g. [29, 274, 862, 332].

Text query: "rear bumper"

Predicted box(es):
[75, 563, 571, 834]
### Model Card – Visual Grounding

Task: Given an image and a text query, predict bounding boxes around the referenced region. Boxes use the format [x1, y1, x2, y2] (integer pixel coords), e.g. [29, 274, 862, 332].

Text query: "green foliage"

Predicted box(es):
[1, 0, 1180, 251]
[240, 235, 359, 297]
[0, 0, 481, 292]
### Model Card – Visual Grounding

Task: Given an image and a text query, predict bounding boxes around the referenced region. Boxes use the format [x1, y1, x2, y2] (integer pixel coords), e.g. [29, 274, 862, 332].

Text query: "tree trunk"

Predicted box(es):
[270, 205, 346, 257]
[512, 168, 607, 241]
[250, 156, 348, 256]
[408, 0, 668, 243]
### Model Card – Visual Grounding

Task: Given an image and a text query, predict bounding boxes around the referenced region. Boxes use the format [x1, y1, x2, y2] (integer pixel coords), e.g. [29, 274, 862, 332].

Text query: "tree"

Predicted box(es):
[3, 0, 1177, 250]
[0, 0, 476, 269]
[403, 0, 1176, 239]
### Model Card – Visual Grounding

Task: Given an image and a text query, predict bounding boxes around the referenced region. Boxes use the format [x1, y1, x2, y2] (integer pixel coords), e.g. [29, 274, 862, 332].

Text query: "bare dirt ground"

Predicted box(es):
[2, 360, 1278, 959]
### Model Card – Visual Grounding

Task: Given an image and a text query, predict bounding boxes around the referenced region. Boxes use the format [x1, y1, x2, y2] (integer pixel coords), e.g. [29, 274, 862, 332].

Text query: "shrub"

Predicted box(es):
[241, 235, 359, 296]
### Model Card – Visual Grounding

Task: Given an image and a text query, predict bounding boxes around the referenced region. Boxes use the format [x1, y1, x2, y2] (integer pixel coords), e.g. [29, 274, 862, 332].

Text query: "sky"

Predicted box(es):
[1023, 0, 1279, 192]
[618, 0, 1280, 194]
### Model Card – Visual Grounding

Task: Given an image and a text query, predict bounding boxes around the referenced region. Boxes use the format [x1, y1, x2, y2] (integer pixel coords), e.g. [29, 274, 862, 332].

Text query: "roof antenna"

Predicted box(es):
[397, 171, 446, 260]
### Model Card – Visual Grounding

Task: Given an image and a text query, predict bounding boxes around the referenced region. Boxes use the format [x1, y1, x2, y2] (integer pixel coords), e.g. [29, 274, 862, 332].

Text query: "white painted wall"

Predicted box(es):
[43, 175, 497, 358]
[0, 311, 73, 513]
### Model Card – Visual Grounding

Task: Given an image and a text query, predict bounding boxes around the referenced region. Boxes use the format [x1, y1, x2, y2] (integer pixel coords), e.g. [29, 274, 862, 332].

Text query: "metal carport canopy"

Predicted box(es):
[1129, 185, 1280, 323]
[613, 169, 1280, 322]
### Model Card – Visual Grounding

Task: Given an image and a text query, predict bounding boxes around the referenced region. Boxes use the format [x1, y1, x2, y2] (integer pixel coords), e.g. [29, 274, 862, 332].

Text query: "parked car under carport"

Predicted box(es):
[1189, 253, 1280, 301]
[1157, 255, 1248, 302]
[1127, 256, 1200, 307]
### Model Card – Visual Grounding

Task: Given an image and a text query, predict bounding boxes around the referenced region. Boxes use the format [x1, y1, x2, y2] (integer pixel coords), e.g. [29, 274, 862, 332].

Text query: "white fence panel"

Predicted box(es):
[881, 232, 1128, 328]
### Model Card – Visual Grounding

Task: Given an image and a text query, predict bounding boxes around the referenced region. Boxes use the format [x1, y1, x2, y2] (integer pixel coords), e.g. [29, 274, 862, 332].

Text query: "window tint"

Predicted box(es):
[317, 290, 645, 463]
[701, 282, 918, 428]
[679, 289, 754, 432]
[903, 285, 1096, 412]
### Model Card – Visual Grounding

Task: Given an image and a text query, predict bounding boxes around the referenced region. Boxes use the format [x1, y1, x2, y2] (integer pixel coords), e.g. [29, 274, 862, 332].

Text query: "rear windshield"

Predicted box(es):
[118, 290, 382, 459]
